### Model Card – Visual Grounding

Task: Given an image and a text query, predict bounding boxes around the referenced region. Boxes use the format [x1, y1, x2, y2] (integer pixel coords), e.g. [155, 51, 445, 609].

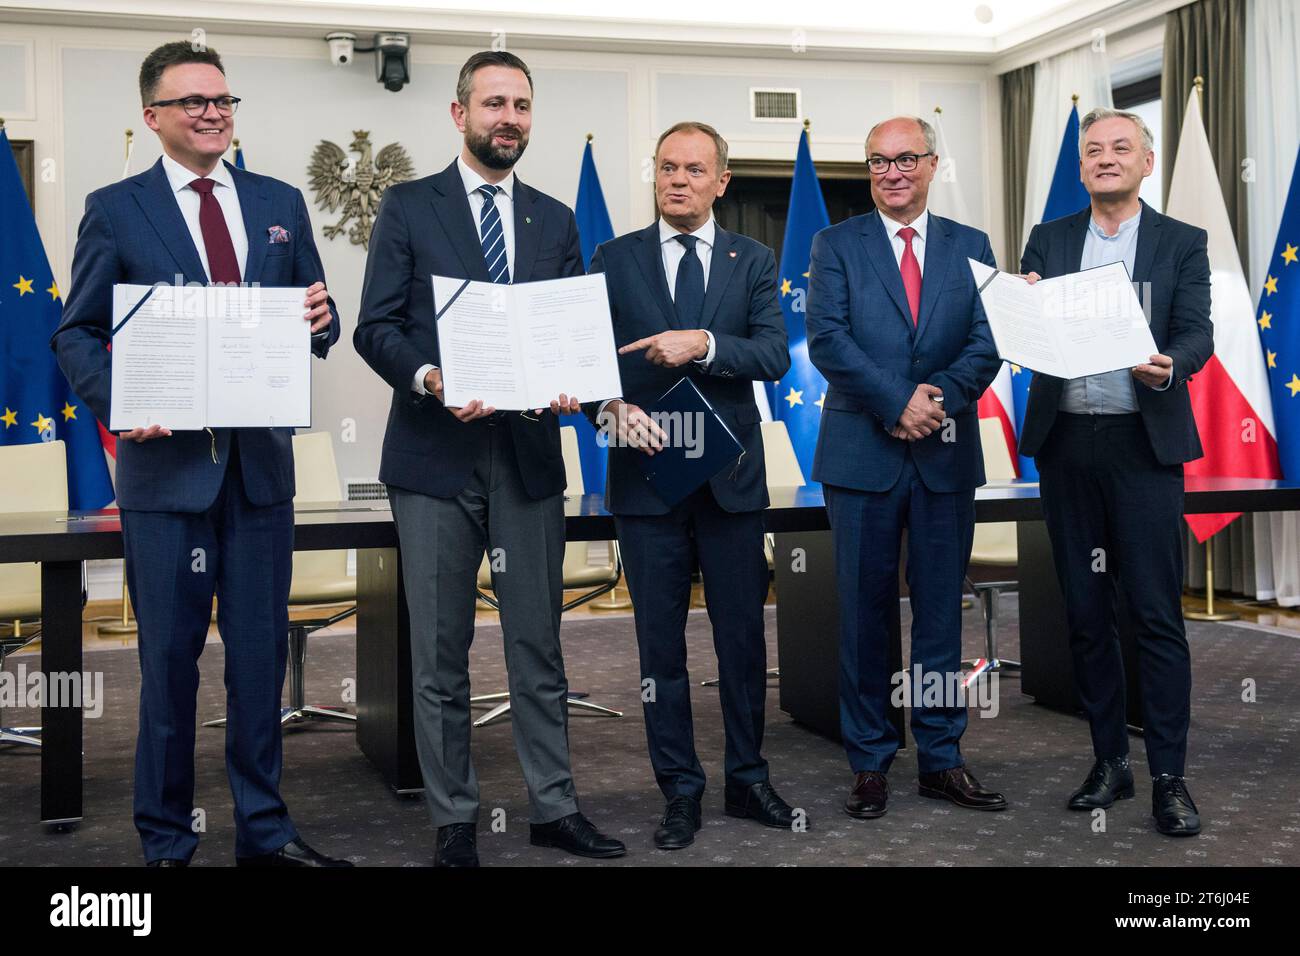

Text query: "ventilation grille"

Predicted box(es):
[346, 479, 388, 502]
[751, 88, 800, 121]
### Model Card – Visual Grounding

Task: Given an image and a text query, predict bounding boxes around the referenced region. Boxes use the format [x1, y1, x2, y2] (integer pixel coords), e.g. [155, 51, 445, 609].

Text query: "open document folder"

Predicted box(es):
[110, 283, 310, 431]
[967, 259, 1159, 379]
[433, 272, 623, 410]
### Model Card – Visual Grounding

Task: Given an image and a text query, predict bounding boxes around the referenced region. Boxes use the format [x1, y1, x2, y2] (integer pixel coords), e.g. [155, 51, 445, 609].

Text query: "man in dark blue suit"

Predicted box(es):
[52, 42, 347, 866]
[587, 122, 796, 850]
[1019, 108, 1212, 837]
[354, 51, 625, 867]
[807, 116, 1005, 819]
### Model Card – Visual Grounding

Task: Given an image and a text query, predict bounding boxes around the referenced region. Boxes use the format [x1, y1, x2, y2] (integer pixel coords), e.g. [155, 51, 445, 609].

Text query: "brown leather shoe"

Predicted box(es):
[918, 766, 1007, 811]
[845, 771, 889, 819]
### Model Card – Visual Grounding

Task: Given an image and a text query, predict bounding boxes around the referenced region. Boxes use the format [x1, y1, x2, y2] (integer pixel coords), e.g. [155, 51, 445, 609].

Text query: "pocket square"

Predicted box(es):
[267, 225, 291, 244]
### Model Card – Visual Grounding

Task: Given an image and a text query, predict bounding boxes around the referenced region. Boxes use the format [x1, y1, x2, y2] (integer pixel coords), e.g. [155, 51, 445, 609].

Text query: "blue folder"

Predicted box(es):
[634, 377, 744, 507]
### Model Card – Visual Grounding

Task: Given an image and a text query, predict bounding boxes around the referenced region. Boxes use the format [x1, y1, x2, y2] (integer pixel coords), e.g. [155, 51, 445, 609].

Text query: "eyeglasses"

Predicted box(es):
[866, 152, 932, 175]
[149, 95, 241, 117]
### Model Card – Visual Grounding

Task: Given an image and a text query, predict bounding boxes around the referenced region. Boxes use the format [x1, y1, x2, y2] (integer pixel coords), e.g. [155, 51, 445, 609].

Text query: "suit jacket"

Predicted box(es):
[806, 209, 1001, 494]
[52, 158, 340, 512]
[586, 222, 789, 516]
[354, 161, 584, 501]
[1018, 201, 1213, 466]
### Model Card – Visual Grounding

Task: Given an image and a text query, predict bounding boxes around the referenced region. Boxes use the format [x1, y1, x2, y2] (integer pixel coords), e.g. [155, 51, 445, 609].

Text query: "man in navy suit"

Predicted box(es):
[1019, 108, 1212, 837]
[807, 116, 1005, 819]
[354, 51, 625, 867]
[586, 122, 796, 850]
[52, 41, 347, 866]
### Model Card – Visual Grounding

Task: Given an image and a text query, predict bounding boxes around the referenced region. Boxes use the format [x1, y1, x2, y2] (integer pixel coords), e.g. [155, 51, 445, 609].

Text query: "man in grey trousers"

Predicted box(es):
[354, 50, 625, 866]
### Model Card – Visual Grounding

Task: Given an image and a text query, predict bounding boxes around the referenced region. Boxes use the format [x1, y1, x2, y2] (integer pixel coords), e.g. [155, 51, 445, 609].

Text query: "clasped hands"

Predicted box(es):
[891, 384, 946, 440]
[1020, 271, 1172, 388]
[423, 368, 581, 422]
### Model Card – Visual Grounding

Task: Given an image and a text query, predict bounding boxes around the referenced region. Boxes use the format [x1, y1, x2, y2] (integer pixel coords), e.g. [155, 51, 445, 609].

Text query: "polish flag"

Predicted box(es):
[977, 364, 1019, 478]
[1165, 89, 1280, 541]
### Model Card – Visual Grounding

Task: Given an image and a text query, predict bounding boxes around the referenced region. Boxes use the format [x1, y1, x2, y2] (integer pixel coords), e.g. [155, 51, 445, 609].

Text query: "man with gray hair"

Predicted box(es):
[1018, 106, 1213, 836]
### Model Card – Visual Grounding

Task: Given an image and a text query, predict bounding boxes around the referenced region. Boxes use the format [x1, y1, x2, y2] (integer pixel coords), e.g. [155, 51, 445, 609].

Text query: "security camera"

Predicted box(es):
[375, 33, 410, 92]
[326, 32, 356, 66]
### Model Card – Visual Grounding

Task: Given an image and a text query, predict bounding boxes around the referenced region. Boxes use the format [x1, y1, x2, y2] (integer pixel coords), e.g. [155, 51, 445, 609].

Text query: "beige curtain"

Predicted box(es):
[999, 65, 1035, 270]
[1163, 0, 1250, 274]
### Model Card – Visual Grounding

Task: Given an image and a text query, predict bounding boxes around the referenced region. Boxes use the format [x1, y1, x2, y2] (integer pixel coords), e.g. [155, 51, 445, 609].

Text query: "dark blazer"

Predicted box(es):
[1018, 201, 1214, 466]
[51, 158, 340, 512]
[806, 209, 1001, 494]
[585, 222, 789, 516]
[354, 161, 584, 501]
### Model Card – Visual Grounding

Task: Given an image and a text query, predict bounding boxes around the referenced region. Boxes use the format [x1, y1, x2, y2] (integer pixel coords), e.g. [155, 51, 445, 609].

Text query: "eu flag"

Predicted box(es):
[1013, 103, 1091, 480]
[233, 140, 246, 170]
[1258, 143, 1300, 479]
[567, 138, 616, 494]
[1, 127, 114, 508]
[773, 129, 831, 483]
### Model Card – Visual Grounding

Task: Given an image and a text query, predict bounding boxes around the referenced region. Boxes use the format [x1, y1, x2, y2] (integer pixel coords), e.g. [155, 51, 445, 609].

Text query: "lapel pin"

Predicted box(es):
[729, 250, 737, 258]
[526, 216, 532, 224]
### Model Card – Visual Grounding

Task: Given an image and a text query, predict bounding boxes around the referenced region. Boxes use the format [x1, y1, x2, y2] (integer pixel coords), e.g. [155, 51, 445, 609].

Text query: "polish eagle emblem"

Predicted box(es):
[308, 131, 415, 248]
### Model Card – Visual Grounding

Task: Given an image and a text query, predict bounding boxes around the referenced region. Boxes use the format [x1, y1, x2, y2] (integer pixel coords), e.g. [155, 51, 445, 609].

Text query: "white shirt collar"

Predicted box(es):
[659, 214, 715, 249]
[457, 154, 515, 200]
[161, 152, 235, 194]
[879, 208, 929, 242]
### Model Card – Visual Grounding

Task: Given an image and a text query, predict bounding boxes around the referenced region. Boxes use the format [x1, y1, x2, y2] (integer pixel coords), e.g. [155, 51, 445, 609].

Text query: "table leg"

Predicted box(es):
[40, 559, 83, 827]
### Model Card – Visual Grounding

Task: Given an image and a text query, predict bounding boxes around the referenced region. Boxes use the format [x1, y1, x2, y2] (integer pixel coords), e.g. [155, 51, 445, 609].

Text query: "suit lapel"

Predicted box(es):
[511, 180, 541, 283]
[429, 162, 490, 281]
[699, 225, 739, 330]
[133, 160, 207, 284]
[914, 212, 951, 345]
[231, 162, 269, 284]
[1064, 207, 1090, 274]
[1132, 200, 1163, 285]
[860, 211, 913, 332]
[633, 223, 678, 330]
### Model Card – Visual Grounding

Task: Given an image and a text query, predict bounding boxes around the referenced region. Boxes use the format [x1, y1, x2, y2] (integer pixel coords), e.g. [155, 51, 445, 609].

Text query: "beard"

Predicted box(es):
[466, 124, 528, 170]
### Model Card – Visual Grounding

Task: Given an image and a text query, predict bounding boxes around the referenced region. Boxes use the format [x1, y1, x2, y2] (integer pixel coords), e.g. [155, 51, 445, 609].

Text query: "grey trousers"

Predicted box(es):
[388, 422, 579, 827]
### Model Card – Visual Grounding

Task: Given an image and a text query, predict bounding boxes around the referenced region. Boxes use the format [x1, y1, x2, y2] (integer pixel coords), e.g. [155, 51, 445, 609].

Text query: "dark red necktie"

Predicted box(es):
[188, 178, 241, 284]
[898, 225, 921, 326]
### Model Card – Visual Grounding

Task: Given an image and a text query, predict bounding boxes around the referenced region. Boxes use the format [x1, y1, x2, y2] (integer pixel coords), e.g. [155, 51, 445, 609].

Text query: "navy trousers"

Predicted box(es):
[615, 485, 770, 800]
[1036, 413, 1190, 776]
[826, 454, 974, 774]
[120, 439, 298, 862]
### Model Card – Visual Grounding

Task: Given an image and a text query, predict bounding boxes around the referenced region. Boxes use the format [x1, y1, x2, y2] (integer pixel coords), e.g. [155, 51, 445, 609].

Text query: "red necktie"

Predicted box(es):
[188, 178, 241, 284]
[898, 225, 921, 326]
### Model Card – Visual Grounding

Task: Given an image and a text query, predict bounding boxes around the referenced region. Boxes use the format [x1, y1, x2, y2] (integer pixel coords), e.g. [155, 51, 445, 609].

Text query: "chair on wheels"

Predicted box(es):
[700, 420, 801, 688]
[203, 431, 357, 730]
[963, 417, 1021, 676]
[0, 441, 72, 748]
[472, 426, 623, 728]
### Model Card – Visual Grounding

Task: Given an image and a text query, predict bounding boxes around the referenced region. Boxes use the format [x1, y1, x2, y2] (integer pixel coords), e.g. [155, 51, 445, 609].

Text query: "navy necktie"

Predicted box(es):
[476, 184, 510, 284]
[672, 234, 704, 329]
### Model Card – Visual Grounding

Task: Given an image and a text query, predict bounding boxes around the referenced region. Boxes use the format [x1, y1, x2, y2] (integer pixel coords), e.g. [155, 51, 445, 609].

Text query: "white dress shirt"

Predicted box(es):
[413, 156, 517, 395]
[160, 152, 248, 281]
[878, 207, 928, 276]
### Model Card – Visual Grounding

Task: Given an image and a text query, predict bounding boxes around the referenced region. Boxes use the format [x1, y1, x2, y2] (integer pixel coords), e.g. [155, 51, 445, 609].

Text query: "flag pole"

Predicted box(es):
[1180, 75, 1239, 624]
[98, 578, 138, 636]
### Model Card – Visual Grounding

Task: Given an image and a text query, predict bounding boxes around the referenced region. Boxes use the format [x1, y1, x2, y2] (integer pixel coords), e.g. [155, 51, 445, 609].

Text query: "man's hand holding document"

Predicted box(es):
[432, 273, 622, 413]
[968, 259, 1161, 380]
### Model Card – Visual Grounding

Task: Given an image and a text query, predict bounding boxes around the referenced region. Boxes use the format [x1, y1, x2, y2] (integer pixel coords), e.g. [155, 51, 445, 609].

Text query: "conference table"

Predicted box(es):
[4, 476, 1299, 824]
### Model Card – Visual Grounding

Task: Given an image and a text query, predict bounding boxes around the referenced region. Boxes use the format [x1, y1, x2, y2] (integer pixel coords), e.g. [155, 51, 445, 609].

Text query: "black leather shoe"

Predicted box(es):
[146, 859, 187, 867]
[1152, 775, 1201, 837]
[845, 770, 889, 819]
[235, 837, 353, 868]
[654, 795, 702, 850]
[434, 822, 480, 867]
[530, 812, 627, 859]
[725, 780, 803, 830]
[1067, 756, 1135, 810]
[918, 766, 1008, 811]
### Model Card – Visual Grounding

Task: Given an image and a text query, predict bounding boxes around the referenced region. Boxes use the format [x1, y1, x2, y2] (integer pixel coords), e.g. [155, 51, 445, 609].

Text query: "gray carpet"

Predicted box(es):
[1, 598, 1297, 867]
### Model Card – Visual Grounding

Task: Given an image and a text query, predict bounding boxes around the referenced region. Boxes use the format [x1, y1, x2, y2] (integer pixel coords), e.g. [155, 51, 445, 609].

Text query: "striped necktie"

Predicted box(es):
[476, 183, 511, 284]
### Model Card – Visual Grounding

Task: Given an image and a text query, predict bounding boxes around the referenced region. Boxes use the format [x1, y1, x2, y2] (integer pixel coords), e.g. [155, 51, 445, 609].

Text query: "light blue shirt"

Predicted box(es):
[1059, 208, 1170, 413]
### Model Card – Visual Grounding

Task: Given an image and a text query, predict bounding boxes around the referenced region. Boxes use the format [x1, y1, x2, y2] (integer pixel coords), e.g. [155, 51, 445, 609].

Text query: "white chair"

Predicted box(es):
[472, 426, 622, 727]
[203, 431, 357, 730]
[0, 441, 71, 748]
[963, 416, 1021, 674]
